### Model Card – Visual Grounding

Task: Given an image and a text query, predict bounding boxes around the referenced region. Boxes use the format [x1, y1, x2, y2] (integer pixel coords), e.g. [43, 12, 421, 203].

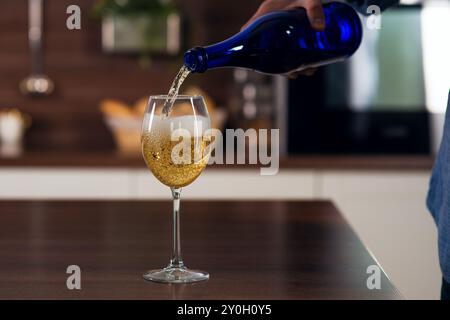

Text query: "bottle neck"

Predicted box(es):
[183, 47, 208, 73]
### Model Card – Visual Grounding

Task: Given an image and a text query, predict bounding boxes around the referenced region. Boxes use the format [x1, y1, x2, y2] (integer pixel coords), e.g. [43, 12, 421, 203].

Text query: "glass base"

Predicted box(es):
[143, 266, 209, 284]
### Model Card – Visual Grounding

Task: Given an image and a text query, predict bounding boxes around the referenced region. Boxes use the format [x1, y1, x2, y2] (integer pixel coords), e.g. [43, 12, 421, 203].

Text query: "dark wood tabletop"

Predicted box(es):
[0, 200, 401, 300]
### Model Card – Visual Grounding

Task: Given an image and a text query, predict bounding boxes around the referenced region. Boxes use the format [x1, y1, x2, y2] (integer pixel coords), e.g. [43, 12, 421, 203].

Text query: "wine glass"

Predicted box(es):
[141, 95, 211, 283]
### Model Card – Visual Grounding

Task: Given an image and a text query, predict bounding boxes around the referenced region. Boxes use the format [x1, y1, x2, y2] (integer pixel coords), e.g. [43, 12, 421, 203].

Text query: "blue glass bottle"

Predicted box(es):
[184, 2, 362, 74]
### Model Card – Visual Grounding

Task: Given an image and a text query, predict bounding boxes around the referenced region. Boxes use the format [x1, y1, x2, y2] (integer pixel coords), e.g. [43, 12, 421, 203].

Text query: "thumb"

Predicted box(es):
[241, 7, 268, 31]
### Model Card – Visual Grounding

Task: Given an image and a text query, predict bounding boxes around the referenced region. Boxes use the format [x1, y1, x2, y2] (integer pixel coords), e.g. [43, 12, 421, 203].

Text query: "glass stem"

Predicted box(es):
[169, 188, 184, 269]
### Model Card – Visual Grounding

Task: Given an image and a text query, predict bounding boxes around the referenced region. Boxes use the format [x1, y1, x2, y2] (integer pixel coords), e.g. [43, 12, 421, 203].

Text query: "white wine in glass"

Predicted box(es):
[141, 95, 211, 283]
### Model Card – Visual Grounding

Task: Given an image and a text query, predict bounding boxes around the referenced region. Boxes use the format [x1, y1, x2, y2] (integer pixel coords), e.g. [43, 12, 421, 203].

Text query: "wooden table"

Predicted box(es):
[0, 200, 401, 299]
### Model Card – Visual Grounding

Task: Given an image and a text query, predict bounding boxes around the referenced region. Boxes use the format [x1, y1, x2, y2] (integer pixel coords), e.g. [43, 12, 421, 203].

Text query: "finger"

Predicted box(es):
[241, 0, 290, 31]
[302, 68, 317, 76]
[242, 0, 325, 31]
[301, 0, 326, 31]
[241, 3, 272, 30]
[241, 12, 262, 30]
[288, 68, 317, 79]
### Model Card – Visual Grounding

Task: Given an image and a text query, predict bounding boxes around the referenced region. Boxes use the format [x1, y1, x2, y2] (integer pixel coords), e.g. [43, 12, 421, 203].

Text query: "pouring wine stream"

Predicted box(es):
[161, 65, 191, 117]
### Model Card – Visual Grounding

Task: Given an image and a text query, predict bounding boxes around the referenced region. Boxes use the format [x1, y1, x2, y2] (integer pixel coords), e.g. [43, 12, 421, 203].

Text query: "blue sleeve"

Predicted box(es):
[427, 91, 450, 283]
[346, 0, 399, 15]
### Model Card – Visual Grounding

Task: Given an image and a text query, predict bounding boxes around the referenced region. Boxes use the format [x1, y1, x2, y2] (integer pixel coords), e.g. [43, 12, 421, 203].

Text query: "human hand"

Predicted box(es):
[242, 0, 326, 77]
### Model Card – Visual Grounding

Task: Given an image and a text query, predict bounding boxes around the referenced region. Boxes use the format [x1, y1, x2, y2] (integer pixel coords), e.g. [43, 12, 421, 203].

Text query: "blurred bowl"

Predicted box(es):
[105, 116, 141, 155]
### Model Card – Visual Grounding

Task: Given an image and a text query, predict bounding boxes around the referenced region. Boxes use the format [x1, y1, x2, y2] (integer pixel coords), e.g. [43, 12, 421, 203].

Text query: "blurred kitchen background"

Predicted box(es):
[1, 0, 450, 299]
